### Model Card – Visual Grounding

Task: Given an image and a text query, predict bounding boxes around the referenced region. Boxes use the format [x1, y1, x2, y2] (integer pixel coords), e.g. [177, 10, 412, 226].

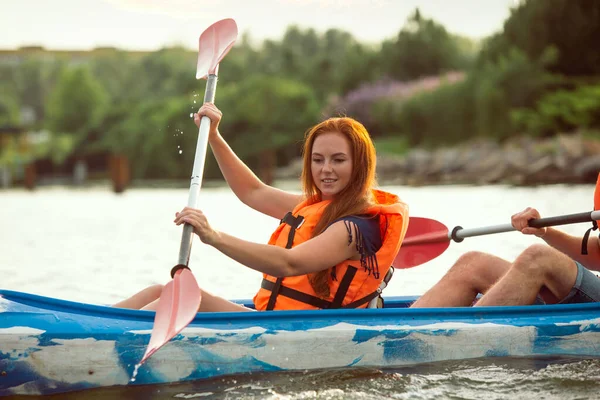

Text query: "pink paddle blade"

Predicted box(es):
[393, 217, 450, 269]
[139, 268, 201, 365]
[196, 18, 238, 79]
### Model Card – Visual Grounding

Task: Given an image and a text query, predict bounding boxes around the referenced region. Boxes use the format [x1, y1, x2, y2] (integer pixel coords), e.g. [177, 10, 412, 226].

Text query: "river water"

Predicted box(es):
[1, 183, 598, 399]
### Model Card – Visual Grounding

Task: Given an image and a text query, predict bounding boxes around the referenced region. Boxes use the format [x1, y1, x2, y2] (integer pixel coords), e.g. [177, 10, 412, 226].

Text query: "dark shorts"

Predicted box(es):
[558, 261, 600, 304]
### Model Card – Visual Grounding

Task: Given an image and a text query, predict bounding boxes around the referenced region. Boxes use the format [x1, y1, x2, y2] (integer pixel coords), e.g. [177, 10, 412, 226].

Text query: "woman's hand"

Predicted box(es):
[193, 102, 222, 142]
[174, 207, 220, 245]
[511, 207, 546, 237]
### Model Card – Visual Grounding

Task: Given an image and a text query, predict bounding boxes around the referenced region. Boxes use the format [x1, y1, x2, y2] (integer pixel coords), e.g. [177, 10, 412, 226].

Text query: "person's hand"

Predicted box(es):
[193, 102, 222, 141]
[174, 207, 220, 245]
[511, 207, 546, 237]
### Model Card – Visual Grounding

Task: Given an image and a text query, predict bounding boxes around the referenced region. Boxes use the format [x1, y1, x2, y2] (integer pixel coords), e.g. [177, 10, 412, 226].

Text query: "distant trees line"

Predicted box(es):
[0, 0, 598, 181]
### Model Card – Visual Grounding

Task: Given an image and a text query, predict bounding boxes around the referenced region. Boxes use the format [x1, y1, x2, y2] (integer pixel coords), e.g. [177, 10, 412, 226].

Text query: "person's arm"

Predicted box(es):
[512, 207, 600, 271]
[541, 228, 600, 271]
[208, 132, 302, 219]
[196, 103, 302, 220]
[175, 207, 359, 277]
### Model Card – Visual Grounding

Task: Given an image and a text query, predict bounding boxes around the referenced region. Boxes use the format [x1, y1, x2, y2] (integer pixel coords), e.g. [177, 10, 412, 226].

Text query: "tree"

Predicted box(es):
[479, 0, 600, 76]
[0, 95, 19, 126]
[217, 75, 320, 182]
[383, 9, 474, 81]
[46, 66, 108, 138]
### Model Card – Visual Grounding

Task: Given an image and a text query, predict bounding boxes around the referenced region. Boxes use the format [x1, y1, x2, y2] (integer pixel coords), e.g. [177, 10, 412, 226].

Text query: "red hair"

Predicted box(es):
[300, 117, 378, 298]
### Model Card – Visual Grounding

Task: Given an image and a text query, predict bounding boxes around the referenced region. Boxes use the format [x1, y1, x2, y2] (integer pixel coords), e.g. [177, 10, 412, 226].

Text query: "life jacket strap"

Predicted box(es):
[261, 278, 333, 309]
[581, 220, 598, 255]
[266, 212, 306, 310]
[366, 266, 395, 309]
[281, 212, 305, 249]
[261, 265, 395, 310]
[342, 290, 381, 309]
[330, 266, 357, 308]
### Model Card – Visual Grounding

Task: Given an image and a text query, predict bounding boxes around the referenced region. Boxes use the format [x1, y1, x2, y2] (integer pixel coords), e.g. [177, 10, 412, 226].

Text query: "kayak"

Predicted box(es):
[2, 289, 600, 396]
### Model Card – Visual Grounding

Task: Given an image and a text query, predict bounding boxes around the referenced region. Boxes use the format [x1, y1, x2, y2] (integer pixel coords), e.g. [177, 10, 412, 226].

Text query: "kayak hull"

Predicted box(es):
[1, 289, 600, 396]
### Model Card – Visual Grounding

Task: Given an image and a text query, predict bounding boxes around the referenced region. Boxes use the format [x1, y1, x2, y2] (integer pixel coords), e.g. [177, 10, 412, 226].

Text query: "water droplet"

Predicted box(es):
[130, 363, 141, 382]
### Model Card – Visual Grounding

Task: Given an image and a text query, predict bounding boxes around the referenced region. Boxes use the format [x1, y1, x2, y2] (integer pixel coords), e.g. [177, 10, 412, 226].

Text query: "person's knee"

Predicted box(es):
[147, 284, 164, 298]
[512, 244, 556, 277]
[448, 251, 493, 277]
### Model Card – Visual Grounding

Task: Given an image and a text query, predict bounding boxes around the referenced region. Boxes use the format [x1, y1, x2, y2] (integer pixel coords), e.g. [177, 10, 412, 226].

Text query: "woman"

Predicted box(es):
[115, 103, 408, 312]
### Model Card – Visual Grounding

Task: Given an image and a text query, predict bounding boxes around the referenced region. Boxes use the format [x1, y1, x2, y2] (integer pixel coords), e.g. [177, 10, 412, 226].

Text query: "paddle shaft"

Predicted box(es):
[405, 210, 600, 245]
[178, 73, 218, 267]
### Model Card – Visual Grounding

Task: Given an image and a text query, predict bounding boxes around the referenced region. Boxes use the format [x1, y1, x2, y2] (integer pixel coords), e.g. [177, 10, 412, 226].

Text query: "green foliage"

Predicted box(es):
[479, 0, 600, 76]
[228, 26, 381, 104]
[9, 57, 56, 124]
[373, 136, 410, 156]
[32, 132, 77, 164]
[88, 49, 137, 103]
[215, 75, 320, 174]
[100, 97, 193, 179]
[373, 47, 554, 145]
[0, 95, 19, 126]
[511, 84, 600, 135]
[2, 1, 599, 179]
[381, 9, 476, 81]
[373, 78, 475, 146]
[46, 66, 109, 138]
[132, 48, 197, 100]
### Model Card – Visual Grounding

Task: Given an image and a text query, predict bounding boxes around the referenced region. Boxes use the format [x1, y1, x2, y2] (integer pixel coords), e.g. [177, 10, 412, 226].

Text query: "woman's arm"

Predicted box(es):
[196, 104, 302, 220]
[175, 208, 359, 277]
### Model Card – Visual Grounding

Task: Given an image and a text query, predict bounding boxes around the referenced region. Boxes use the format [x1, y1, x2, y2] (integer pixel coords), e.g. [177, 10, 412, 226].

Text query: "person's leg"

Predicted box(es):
[475, 244, 578, 307]
[113, 284, 164, 309]
[140, 288, 254, 312]
[558, 262, 600, 304]
[411, 251, 511, 308]
[114, 284, 254, 312]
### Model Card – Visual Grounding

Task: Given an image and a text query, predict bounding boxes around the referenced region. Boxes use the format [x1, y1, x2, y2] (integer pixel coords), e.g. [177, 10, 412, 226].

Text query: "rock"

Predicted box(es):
[275, 157, 303, 180]
[274, 134, 600, 187]
[575, 155, 600, 182]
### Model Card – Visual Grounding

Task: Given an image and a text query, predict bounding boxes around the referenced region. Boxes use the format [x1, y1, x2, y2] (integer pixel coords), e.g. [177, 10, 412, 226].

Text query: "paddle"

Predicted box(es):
[393, 210, 600, 269]
[138, 18, 238, 366]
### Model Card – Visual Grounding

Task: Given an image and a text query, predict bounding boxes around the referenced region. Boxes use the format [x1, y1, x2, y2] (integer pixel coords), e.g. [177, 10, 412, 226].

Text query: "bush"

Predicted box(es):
[511, 84, 600, 136]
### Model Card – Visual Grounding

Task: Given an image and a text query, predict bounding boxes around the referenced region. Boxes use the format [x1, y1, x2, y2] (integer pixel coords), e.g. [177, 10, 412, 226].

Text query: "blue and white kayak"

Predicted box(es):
[1, 288, 600, 396]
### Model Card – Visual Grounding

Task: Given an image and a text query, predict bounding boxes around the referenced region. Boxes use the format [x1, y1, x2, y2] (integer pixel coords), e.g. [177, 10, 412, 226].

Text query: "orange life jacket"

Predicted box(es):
[595, 172, 600, 212]
[253, 189, 409, 311]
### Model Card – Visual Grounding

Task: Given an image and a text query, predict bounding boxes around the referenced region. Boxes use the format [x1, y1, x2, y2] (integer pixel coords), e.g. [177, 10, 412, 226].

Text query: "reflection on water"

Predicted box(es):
[8, 357, 600, 400]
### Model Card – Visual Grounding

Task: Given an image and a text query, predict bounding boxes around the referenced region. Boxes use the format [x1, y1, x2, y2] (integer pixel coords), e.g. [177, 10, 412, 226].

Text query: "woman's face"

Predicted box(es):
[311, 131, 353, 201]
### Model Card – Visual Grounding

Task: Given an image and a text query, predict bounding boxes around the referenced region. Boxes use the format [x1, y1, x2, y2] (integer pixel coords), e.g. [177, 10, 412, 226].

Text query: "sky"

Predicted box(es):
[1, 0, 517, 51]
